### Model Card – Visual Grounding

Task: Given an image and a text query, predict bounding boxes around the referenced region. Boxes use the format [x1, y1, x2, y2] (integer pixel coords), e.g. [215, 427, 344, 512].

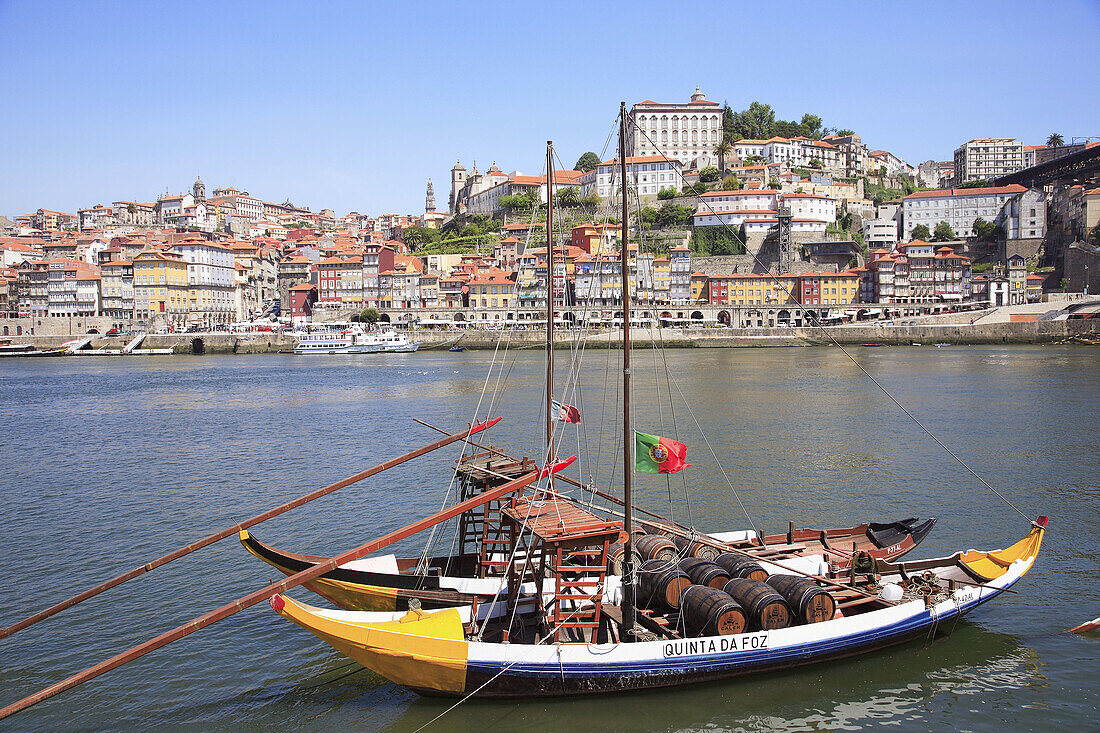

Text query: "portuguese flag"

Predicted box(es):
[635, 431, 691, 474]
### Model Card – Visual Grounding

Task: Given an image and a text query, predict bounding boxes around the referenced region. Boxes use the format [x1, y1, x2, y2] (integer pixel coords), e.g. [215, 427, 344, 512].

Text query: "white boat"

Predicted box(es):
[293, 324, 382, 354]
[360, 326, 420, 353]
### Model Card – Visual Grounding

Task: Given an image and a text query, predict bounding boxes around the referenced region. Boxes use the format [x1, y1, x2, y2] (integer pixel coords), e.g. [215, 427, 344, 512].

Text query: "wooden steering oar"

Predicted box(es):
[0, 467, 547, 721]
[0, 417, 502, 641]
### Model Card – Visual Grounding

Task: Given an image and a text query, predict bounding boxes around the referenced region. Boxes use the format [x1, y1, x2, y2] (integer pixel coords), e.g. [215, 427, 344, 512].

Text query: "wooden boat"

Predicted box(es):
[240, 515, 936, 612]
[449, 345, 466, 352]
[270, 518, 1046, 697]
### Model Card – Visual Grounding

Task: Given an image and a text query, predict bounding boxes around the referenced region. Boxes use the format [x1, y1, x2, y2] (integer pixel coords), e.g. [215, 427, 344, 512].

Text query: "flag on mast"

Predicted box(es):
[634, 431, 690, 474]
[551, 400, 581, 424]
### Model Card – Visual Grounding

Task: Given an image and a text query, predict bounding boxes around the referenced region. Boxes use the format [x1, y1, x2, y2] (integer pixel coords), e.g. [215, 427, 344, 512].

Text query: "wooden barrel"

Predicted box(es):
[765, 574, 836, 624]
[714, 553, 769, 582]
[637, 559, 692, 612]
[635, 534, 678, 563]
[722, 578, 791, 630]
[607, 541, 643, 576]
[671, 534, 720, 561]
[680, 585, 747, 637]
[677, 558, 730, 589]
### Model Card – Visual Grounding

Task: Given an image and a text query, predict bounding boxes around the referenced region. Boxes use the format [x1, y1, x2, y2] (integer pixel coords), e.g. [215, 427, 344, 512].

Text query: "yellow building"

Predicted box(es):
[690, 272, 709, 303]
[133, 249, 188, 325]
[725, 274, 797, 305]
[468, 268, 515, 309]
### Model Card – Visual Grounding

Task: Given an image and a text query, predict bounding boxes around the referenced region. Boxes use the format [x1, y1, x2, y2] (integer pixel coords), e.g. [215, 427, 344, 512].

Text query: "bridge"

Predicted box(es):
[993, 143, 1100, 188]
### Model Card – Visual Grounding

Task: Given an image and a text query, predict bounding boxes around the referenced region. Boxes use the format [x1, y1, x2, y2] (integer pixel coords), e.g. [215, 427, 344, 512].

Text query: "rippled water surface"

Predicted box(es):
[1, 346, 1097, 731]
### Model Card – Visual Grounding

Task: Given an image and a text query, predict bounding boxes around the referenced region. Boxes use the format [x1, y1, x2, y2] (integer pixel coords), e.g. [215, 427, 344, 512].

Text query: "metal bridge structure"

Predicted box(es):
[993, 143, 1100, 188]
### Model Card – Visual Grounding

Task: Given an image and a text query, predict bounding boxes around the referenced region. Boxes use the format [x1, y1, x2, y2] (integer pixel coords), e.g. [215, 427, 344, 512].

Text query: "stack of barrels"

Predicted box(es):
[630, 533, 837, 639]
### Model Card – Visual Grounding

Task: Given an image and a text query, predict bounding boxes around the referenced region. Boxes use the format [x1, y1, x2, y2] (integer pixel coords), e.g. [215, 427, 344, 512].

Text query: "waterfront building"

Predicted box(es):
[438, 276, 465, 308]
[15, 260, 49, 317]
[363, 242, 396, 307]
[627, 87, 722, 169]
[953, 138, 1024, 184]
[44, 259, 100, 317]
[317, 256, 364, 309]
[707, 273, 798, 307]
[172, 238, 235, 327]
[468, 268, 515, 312]
[133, 249, 188, 326]
[796, 271, 860, 306]
[1007, 254, 1027, 305]
[277, 255, 314, 312]
[100, 259, 135, 320]
[669, 245, 692, 304]
[289, 283, 317, 323]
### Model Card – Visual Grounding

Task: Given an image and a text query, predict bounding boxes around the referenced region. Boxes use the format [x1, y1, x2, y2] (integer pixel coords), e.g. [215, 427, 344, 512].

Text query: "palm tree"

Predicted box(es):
[1047, 133, 1064, 148]
[713, 139, 732, 174]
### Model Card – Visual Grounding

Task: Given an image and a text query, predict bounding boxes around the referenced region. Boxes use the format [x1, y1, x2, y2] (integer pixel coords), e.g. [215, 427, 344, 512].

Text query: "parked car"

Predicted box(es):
[105, 327, 121, 337]
[154, 327, 170, 334]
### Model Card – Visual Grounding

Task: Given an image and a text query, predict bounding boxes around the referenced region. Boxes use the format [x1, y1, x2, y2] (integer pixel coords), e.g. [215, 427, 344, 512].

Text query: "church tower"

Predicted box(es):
[192, 176, 206, 202]
[425, 179, 436, 213]
[449, 160, 466, 214]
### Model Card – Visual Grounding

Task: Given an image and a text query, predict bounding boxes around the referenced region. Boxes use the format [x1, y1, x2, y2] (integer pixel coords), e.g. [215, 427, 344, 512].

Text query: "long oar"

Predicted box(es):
[0, 467, 543, 721]
[0, 417, 502, 641]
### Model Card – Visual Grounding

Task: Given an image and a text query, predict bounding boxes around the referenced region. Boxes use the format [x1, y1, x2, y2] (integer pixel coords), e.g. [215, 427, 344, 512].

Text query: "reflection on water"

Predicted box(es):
[0, 348, 1097, 731]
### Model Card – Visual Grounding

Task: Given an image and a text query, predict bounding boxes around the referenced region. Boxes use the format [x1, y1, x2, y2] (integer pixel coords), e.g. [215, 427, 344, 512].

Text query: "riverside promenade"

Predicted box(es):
[8, 318, 1097, 354]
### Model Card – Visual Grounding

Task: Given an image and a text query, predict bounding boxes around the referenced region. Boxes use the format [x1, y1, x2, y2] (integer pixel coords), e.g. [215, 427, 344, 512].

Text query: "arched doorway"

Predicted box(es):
[778, 309, 791, 324]
[717, 310, 731, 326]
[690, 310, 704, 322]
[191, 338, 205, 355]
[660, 311, 673, 327]
[379, 313, 391, 323]
[454, 313, 465, 322]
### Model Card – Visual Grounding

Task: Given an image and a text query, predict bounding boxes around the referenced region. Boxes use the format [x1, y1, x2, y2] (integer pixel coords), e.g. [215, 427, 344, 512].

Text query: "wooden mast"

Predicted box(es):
[545, 141, 555, 469]
[618, 102, 636, 640]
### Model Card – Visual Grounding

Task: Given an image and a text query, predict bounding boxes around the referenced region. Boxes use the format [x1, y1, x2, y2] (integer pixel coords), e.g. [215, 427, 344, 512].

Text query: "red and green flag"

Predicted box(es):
[634, 431, 691, 474]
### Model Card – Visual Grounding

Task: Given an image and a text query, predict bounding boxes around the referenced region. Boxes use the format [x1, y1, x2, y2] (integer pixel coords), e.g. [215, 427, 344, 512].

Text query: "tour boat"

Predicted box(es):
[293, 324, 382, 354]
[361, 326, 420, 353]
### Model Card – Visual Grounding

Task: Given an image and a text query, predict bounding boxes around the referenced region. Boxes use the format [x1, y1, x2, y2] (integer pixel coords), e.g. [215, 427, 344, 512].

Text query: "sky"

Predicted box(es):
[1, 0, 1098, 220]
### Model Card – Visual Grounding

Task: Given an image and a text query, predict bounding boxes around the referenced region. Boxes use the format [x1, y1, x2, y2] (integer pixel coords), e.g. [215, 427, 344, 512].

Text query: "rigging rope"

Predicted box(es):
[627, 116, 1032, 526]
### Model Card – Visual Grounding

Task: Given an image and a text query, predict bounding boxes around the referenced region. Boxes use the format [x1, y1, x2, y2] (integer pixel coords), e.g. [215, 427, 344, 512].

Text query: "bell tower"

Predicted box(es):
[426, 179, 436, 213]
[193, 176, 206, 202]
[449, 160, 466, 213]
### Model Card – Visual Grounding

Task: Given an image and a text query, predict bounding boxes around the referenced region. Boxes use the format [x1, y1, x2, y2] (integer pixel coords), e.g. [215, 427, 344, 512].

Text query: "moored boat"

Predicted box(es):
[271, 519, 1046, 697]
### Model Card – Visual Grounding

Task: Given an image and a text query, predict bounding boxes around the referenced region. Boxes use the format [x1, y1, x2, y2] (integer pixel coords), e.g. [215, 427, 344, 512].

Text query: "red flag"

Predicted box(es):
[551, 400, 581, 424]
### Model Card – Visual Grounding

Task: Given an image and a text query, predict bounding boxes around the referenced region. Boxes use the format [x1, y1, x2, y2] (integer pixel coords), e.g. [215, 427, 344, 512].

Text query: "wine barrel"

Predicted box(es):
[765, 574, 836, 624]
[722, 578, 791, 630]
[671, 534, 720, 561]
[607, 542, 643, 576]
[677, 558, 730, 589]
[680, 585, 747, 637]
[714, 553, 769, 582]
[635, 534, 678, 563]
[637, 559, 692, 612]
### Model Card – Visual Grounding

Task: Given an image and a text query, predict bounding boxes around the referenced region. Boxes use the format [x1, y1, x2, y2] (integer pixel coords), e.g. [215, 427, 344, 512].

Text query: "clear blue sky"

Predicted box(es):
[2, 0, 1098, 219]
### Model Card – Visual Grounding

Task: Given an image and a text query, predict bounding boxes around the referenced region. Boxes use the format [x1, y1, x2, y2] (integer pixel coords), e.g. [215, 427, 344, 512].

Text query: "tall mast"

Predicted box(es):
[618, 103, 636, 641]
[545, 141, 555, 467]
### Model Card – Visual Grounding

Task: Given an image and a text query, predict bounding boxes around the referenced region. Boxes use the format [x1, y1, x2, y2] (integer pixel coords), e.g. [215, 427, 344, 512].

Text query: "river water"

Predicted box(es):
[0, 346, 1097, 731]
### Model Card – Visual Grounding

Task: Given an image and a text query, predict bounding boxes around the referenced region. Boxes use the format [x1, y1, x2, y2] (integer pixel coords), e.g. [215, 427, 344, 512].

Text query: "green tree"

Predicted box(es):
[911, 224, 932, 240]
[574, 152, 601, 172]
[639, 206, 659, 228]
[933, 221, 956, 241]
[556, 186, 581, 207]
[681, 182, 708, 196]
[657, 187, 677, 200]
[402, 225, 438, 250]
[835, 129, 855, 137]
[972, 217, 1003, 241]
[581, 191, 602, 207]
[656, 202, 694, 227]
[1046, 133, 1064, 148]
[713, 138, 732, 172]
[799, 113, 823, 139]
[361, 308, 380, 325]
[808, 158, 823, 170]
[721, 174, 742, 191]
[730, 101, 776, 140]
[699, 166, 720, 183]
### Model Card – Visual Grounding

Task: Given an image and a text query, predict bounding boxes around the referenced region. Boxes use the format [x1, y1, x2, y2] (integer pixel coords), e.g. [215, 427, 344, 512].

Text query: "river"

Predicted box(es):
[0, 346, 1097, 731]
